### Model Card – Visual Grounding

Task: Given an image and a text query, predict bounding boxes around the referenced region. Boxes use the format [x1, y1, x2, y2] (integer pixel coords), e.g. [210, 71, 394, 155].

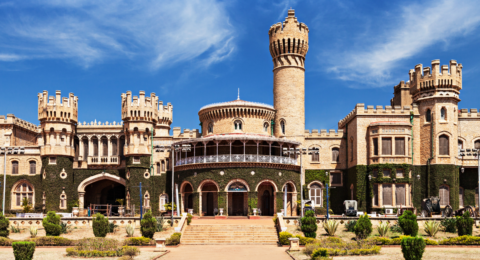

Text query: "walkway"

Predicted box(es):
[162, 245, 291, 260]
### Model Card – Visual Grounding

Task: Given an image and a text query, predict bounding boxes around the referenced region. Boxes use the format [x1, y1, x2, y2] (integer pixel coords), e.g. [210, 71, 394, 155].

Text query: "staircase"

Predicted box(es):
[181, 224, 278, 245]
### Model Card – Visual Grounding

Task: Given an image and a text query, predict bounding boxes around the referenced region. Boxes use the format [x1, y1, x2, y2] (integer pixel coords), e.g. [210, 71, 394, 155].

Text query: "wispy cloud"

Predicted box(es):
[324, 0, 480, 87]
[0, 0, 235, 69]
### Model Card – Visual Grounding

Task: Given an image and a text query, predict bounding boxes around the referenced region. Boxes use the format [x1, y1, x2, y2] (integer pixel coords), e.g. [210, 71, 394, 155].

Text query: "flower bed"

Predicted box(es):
[66, 246, 138, 257]
[66, 238, 139, 258]
[304, 237, 381, 257]
[439, 236, 480, 245]
[369, 236, 438, 245]
[124, 237, 152, 246]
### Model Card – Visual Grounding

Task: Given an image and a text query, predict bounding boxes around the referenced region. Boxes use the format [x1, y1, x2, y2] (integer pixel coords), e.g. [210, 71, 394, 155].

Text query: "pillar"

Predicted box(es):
[78, 192, 85, 209]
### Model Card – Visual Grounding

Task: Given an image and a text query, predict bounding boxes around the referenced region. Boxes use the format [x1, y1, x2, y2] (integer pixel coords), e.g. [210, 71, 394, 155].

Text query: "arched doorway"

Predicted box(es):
[283, 182, 297, 216]
[227, 181, 248, 216]
[261, 190, 271, 215]
[199, 181, 218, 216]
[78, 173, 126, 215]
[182, 183, 193, 213]
[257, 180, 277, 216]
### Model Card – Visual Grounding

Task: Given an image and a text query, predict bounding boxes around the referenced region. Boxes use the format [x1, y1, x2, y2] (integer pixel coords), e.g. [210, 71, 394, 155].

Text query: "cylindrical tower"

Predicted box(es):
[269, 9, 309, 138]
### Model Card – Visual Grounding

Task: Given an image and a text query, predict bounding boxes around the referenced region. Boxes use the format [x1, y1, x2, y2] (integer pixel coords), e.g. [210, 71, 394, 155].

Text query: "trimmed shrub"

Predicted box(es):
[439, 235, 480, 245]
[122, 246, 140, 259]
[140, 210, 156, 239]
[187, 213, 193, 225]
[124, 237, 152, 246]
[401, 236, 425, 260]
[301, 210, 318, 238]
[166, 232, 181, 245]
[398, 210, 418, 236]
[0, 213, 9, 238]
[92, 213, 109, 237]
[12, 241, 35, 260]
[312, 248, 329, 258]
[354, 215, 372, 240]
[28, 236, 74, 246]
[294, 235, 316, 245]
[456, 212, 474, 236]
[441, 218, 456, 233]
[345, 220, 357, 232]
[279, 231, 293, 245]
[42, 211, 61, 236]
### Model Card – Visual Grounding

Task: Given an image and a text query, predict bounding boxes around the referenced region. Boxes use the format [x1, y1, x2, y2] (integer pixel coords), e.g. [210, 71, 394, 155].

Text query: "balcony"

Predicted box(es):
[88, 156, 120, 165]
[176, 154, 297, 166]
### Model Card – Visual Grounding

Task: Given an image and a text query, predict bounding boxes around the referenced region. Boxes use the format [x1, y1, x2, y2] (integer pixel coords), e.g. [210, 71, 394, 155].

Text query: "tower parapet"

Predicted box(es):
[38, 90, 78, 123]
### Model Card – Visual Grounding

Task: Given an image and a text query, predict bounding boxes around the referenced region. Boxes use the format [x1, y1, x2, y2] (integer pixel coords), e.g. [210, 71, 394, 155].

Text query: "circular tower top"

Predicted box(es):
[268, 9, 309, 70]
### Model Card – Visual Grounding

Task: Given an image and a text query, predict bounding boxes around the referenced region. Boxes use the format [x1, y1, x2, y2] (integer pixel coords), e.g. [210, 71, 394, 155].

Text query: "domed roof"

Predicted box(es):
[199, 99, 274, 112]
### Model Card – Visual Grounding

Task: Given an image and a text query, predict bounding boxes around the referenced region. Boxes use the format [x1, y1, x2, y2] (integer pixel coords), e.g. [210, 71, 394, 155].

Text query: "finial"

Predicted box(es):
[237, 88, 240, 100]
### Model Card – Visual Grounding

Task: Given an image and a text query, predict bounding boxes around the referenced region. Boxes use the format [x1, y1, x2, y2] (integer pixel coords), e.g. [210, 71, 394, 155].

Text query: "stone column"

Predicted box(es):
[203, 142, 208, 163]
[78, 192, 85, 209]
[79, 136, 84, 160]
[216, 141, 219, 162]
[268, 142, 272, 163]
[193, 144, 196, 164]
[243, 141, 246, 162]
[256, 141, 259, 162]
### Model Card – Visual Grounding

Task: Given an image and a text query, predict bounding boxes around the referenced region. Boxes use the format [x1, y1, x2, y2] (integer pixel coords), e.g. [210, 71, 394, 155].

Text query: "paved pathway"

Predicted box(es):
[162, 245, 291, 260]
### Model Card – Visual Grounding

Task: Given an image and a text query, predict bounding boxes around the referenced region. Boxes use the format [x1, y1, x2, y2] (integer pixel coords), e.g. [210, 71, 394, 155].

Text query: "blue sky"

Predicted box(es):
[1, 0, 480, 133]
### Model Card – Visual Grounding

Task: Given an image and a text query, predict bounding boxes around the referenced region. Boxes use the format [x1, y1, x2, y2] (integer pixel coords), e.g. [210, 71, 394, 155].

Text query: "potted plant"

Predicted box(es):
[22, 198, 32, 214]
[165, 202, 177, 215]
[71, 200, 79, 217]
[116, 199, 125, 216]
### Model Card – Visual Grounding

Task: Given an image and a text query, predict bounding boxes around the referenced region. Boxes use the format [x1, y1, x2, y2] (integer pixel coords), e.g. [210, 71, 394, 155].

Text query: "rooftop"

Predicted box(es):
[199, 99, 274, 112]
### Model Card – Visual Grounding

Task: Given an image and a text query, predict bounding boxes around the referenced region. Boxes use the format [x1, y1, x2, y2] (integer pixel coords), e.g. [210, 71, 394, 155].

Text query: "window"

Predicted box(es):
[373, 138, 378, 156]
[330, 172, 342, 186]
[383, 169, 391, 178]
[382, 137, 392, 155]
[395, 137, 405, 155]
[459, 187, 464, 207]
[102, 137, 108, 156]
[29, 161, 36, 175]
[396, 169, 404, 178]
[13, 182, 33, 208]
[234, 120, 242, 131]
[49, 157, 56, 164]
[311, 149, 319, 162]
[372, 169, 378, 178]
[440, 107, 446, 121]
[159, 194, 169, 211]
[166, 159, 170, 170]
[144, 192, 150, 208]
[350, 139, 354, 160]
[263, 122, 269, 132]
[373, 184, 379, 206]
[439, 135, 449, 155]
[332, 148, 339, 162]
[395, 184, 406, 206]
[11, 161, 18, 174]
[92, 137, 98, 156]
[439, 185, 450, 206]
[83, 138, 89, 159]
[156, 163, 161, 174]
[458, 140, 463, 156]
[475, 140, 480, 150]
[60, 192, 67, 209]
[161, 160, 165, 172]
[426, 109, 432, 122]
[208, 123, 213, 133]
[280, 121, 285, 134]
[382, 184, 392, 205]
[133, 156, 140, 163]
[112, 138, 117, 156]
[309, 183, 322, 207]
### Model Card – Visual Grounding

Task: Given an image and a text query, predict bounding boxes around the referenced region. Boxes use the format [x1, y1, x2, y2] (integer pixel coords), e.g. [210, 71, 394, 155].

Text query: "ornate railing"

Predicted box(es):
[175, 154, 297, 166]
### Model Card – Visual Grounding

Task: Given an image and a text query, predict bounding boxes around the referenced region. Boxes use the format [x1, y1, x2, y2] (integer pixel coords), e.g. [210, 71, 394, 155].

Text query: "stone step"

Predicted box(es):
[181, 224, 278, 245]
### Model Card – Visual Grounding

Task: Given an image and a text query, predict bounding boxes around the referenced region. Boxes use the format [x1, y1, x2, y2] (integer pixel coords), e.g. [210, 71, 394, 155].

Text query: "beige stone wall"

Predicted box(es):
[458, 109, 480, 167]
[0, 154, 41, 175]
[303, 133, 346, 170]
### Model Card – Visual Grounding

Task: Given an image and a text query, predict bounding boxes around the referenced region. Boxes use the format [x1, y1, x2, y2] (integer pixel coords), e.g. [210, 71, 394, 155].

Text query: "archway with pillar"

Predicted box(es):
[78, 173, 126, 214]
[256, 180, 278, 216]
[225, 179, 250, 216]
[180, 181, 194, 214]
[197, 180, 219, 216]
[282, 181, 297, 216]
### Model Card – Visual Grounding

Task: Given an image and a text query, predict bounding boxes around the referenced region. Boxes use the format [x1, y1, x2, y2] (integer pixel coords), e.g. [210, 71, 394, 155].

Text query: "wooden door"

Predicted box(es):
[262, 190, 271, 216]
[207, 193, 214, 216]
[232, 193, 244, 216]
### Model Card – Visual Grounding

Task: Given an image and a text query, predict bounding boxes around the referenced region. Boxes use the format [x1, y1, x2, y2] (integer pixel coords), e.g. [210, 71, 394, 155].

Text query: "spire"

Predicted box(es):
[237, 88, 240, 100]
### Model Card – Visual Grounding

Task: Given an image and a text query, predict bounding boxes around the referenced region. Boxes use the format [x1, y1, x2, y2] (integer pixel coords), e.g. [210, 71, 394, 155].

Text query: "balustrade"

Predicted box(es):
[175, 154, 297, 166]
[88, 156, 120, 165]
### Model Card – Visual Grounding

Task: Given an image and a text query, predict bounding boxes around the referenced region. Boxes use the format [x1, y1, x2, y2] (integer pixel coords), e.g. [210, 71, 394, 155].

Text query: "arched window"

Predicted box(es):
[111, 137, 117, 156]
[426, 109, 432, 122]
[156, 163, 161, 174]
[92, 137, 99, 156]
[332, 148, 339, 162]
[208, 123, 213, 134]
[161, 160, 165, 172]
[309, 183, 322, 207]
[458, 140, 464, 156]
[234, 120, 242, 131]
[82, 137, 89, 159]
[101, 137, 108, 156]
[475, 140, 480, 150]
[439, 185, 450, 206]
[29, 161, 36, 175]
[280, 121, 285, 134]
[263, 122, 269, 132]
[459, 187, 464, 207]
[13, 182, 33, 208]
[310, 147, 319, 162]
[60, 191, 67, 209]
[144, 192, 150, 208]
[11, 161, 18, 175]
[439, 135, 449, 155]
[159, 194, 169, 211]
[440, 107, 446, 121]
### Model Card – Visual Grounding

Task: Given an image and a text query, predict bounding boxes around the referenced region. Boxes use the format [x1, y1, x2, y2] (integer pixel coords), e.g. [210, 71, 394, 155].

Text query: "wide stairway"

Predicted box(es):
[181, 224, 278, 245]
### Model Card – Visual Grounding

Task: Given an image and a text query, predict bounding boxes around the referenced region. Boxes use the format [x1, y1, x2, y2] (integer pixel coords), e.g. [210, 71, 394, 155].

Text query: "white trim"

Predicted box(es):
[77, 173, 126, 192]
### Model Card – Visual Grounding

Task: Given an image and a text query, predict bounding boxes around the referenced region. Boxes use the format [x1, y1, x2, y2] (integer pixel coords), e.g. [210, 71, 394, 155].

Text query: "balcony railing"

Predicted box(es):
[175, 154, 297, 166]
[88, 156, 120, 165]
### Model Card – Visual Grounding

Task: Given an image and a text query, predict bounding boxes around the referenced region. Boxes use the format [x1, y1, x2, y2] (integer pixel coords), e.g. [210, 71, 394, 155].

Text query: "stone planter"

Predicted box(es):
[118, 206, 125, 217]
[187, 209, 193, 214]
[253, 208, 257, 216]
[219, 208, 224, 216]
[72, 207, 79, 217]
[154, 238, 167, 252]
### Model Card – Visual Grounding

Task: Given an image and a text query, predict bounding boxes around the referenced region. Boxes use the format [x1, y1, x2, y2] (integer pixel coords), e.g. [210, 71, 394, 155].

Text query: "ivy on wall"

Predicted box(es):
[0, 175, 43, 214]
[459, 168, 478, 207]
[305, 169, 348, 214]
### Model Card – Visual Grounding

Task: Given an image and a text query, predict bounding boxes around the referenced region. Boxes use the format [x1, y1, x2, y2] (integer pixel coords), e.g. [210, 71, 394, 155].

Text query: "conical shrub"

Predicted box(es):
[301, 210, 317, 238]
[141, 210, 157, 239]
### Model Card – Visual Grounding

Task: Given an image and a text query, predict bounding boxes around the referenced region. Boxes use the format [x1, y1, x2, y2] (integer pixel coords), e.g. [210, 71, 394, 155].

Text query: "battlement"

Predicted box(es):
[304, 129, 344, 138]
[338, 103, 418, 129]
[38, 90, 78, 123]
[77, 120, 124, 127]
[459, 108, 480, 119]
[0, 114, 39, 132]
[409, 59, 462, 95]
[121, 91, 173, 125]
[269, 9, 309, 60]
[173, 128, 201, 138]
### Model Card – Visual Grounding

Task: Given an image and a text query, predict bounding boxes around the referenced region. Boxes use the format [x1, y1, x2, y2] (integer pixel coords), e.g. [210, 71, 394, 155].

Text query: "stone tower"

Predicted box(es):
[409, 60, 462, 165]
[269, 9, 309, 138]
[38, 90, 78, 157]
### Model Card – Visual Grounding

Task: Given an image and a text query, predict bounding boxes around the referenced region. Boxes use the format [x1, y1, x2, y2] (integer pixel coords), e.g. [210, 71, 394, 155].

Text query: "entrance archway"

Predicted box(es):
[180, 182, 194, 214]
[256, 180, 277, 216]
[198, 180, 218, 216]
[78, 173, 126, 214]
[227, 181, 249, 216]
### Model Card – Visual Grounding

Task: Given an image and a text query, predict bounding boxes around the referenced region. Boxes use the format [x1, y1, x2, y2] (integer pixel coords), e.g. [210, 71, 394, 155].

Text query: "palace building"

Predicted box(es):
[0, 9, 479, 216]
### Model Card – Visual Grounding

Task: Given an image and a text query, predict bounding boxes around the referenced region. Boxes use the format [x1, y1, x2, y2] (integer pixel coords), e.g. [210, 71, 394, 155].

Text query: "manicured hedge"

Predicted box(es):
[124, 237, 152, 246]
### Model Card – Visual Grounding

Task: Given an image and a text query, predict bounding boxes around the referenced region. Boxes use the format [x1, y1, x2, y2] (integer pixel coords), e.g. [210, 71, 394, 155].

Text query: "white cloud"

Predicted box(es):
[0, 0, 235, 69]
[0, 53, 24, 61]
[326, 0, 480, 87]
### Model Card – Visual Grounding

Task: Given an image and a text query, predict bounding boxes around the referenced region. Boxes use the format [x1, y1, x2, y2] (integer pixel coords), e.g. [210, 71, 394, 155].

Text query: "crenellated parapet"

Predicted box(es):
[121, 91, 172, 125]
[38, 90, 78, 123]
[409, 59, 462, 101]
[338, 103, 419, 129]
[304, 129, 344, 138]
[269, 9, 309, 70]
[459, 108, 480, 119]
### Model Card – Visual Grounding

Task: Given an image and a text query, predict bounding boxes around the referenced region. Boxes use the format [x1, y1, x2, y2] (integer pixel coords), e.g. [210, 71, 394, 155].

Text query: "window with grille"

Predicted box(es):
[309, 184, 322, 207]
[396, 169, 404, 178]
[459, 187, 464, 207]
[161, 161, 165, 172]
[29, 161, 36, 175]
[280, 121, 285, 134]
[330, 172, 342, 185]
[373, 184, 379, 206]
[439, 185, 450, 206]
[395, 184, 406, 206]
[395, 138, 405, 155]
[12, 161, 18, 174]
[311, 150, 319, 162]
[382, 184, 392, 205]
[332, 148, 339, 162]
[373, 138, 378, 156]
[382, 137, 392, 155]
[439, 135, 449, 155]
[14, 182, 33, 207]
[426, 109, 432, 122]
[157, 163, 161, 174]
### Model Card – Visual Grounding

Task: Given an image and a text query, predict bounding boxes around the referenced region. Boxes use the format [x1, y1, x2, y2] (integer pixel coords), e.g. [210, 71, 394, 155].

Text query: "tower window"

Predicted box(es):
[426, 109, 432, 122]
[439, 135, 449, 155]
[234, 120, 242, 131]
[280, 121, 285, 134]
[263, 122, 269, 132]
[332, 148, 339, 162]
[29, 161, 36, 175]
[208, 123, 213, 134]
[11, 161, 19, 174]
[441, 107, 447, 121]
